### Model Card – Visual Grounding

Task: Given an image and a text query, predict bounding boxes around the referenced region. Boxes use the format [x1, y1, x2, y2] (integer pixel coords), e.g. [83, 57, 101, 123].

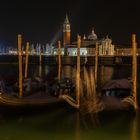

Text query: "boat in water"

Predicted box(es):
[0, 77, 64, 106]
[101, 79, 135, 111]
[0, 77, 135, 112]
[0, 77, 76, 107]
[76, 78, 135, 114]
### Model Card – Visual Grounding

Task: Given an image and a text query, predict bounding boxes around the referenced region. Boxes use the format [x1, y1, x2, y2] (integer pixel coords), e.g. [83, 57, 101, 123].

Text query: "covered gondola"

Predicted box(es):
[101, 79, 134, 110]
[0, 77, 75, 107]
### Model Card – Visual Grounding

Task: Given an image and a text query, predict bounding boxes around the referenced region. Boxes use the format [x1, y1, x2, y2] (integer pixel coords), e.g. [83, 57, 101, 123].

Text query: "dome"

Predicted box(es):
[88, 28, 98, 40]
[104, 36, 112, 43]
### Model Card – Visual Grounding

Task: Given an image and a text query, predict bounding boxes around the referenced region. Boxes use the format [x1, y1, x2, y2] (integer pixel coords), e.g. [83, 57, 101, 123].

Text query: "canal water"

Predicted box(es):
[0, 64, 140, 140]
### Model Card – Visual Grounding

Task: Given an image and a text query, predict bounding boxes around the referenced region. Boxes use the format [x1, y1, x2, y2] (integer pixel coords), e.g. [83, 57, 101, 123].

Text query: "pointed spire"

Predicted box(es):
[64, 13, 70, 24]
[83, 34, 86, 40]
[92, 28, 96, 35]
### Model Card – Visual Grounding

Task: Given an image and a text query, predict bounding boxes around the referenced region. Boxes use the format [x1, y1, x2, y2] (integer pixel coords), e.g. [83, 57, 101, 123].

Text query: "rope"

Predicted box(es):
[59, 94, 79, 109]
[121, 96, 134, 106]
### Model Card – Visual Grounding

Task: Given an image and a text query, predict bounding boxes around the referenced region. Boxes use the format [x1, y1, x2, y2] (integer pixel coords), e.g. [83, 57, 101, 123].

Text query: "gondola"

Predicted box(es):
[101, 79, 135, 111]
[0, 93, 63, 106]
[0, 77, 135, 112]
[0, 77, 63, 106]
[0, 77, 75, 107]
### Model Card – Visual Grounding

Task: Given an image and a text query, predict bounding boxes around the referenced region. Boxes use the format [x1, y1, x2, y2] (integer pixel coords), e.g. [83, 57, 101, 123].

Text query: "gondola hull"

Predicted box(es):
[0, 93, 63, 107]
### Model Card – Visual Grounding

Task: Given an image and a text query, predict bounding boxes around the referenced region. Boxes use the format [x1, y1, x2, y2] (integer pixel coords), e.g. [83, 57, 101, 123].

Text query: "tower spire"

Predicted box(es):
[65, 13, 70, 24]
[63, 13, 71, 47]
[92, 28, 95, 35]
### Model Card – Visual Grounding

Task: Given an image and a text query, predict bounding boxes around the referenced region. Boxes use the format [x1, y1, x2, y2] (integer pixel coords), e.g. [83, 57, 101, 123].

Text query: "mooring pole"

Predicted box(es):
[76, 35, 81, 107]
[58, 41, 61, 81]
[132, 34, 138, 110]
[18, 34, 23, 98]
[24, 42, 29, 79]
[39, 48, 42, 65]
[39, 46, 42, 77]
[95, 42, 99, 86]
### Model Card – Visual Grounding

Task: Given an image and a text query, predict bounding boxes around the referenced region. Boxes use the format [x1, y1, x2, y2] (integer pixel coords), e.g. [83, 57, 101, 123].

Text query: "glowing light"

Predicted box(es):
[50, 27, 62, 45]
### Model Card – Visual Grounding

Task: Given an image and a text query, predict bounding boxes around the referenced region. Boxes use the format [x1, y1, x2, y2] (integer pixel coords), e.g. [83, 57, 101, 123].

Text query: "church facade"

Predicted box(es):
[53, 15, 138, 56]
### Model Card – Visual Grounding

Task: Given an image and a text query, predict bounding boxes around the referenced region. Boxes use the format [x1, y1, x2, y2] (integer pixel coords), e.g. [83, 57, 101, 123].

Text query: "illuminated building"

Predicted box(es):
[99, 36, 115, 56]
[53, 15, 115, 56]
[1, 15, 137, 56]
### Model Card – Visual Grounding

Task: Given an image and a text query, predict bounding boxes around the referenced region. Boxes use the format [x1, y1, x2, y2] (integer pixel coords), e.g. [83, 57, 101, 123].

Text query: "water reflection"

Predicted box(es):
[76, 113, 103, 140]
[0, 63, 139, 140]
[44, 65, 50, 76]
[102, 66, 114, 82]
[39, 65, 42, 77]
[98, 66, 114, 89]
[75, 112, 80, 140]
[131, 113, 139, 140]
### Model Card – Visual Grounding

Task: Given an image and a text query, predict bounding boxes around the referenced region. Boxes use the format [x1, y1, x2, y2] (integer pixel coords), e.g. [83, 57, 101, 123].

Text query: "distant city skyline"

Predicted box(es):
[0, 0, 139, 46]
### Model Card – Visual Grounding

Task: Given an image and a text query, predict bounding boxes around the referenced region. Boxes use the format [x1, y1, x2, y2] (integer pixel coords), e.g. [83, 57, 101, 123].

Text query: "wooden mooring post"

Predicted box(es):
[39, 46, 42, 77]
[24, 42, 29, 79]
[132, 34, 138, 110]
[58, 41, 61, 81]
[95, 42, 99, 86]
[76, 35, 81, 107]
[18, 34, 23, 98]
[39, 48, 42, 65]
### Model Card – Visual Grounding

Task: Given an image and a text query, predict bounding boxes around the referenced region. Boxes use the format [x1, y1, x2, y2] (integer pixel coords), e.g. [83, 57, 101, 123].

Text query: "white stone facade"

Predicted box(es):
[99, 37, 114, 56]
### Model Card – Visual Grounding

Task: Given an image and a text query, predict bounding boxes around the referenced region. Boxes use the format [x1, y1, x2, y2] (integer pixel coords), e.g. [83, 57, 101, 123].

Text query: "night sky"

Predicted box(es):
[0, 0, 140, 46]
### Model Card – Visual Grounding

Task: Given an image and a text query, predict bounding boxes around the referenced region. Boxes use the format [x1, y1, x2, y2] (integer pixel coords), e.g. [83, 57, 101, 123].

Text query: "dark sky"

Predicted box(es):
[0, 0, 140, 46]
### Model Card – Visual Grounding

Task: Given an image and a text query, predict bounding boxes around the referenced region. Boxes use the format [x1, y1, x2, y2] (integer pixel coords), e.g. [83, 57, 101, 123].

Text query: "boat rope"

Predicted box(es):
[59, 94, 79, 109]
[121, 96, 134, 106]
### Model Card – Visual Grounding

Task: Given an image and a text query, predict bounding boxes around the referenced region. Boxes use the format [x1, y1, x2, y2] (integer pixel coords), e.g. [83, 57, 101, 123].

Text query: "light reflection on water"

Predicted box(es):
[0, 105, 139, 140]
[131, 113, 139, 140]
[75, 112, 80, 140]
[0, 64, 139, 140]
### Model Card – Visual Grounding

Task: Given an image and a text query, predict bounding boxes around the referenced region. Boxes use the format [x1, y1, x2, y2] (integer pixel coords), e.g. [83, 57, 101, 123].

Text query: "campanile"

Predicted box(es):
[63, 14, 71, 46]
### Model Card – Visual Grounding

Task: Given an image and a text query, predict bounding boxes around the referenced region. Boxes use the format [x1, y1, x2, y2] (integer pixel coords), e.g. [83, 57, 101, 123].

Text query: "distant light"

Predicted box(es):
[54, 51, 57, 55]
[50, 27, 62, 45]
[84, 50, 87, 55]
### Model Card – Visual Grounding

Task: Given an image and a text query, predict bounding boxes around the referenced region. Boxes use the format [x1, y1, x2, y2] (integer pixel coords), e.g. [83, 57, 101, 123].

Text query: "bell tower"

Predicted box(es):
[63, 14, 71, 46]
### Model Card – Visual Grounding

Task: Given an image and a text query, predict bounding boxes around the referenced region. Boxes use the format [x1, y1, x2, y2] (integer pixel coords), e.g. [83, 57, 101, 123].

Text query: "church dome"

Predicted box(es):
[88, 28, 98, 40]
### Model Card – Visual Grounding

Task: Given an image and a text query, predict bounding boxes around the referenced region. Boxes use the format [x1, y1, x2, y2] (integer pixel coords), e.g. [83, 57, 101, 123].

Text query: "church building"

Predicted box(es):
[53, 15, 116, 56]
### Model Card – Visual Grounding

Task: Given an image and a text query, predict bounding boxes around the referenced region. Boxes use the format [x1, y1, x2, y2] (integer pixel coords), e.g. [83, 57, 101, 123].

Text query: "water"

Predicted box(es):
[0, 106, 139, 140]
[0, 63, 140, 140]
